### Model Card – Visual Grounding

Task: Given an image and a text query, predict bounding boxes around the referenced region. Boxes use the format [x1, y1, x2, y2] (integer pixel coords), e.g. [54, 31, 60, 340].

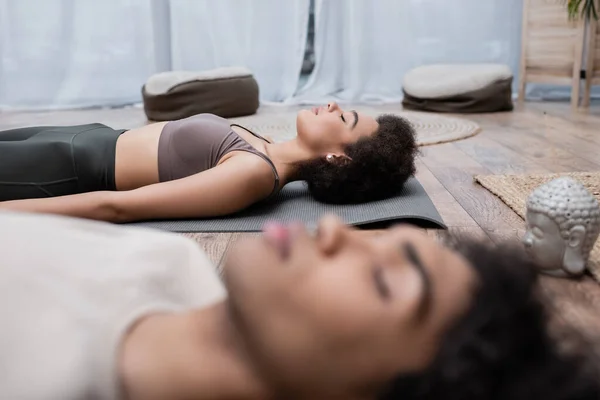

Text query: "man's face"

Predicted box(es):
[222, 216, 476, 398]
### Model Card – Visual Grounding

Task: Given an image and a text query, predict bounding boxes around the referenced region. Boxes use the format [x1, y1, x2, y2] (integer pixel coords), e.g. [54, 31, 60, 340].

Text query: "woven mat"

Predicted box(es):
[229, 108, 481, 146]
[474, 171, 600, 281]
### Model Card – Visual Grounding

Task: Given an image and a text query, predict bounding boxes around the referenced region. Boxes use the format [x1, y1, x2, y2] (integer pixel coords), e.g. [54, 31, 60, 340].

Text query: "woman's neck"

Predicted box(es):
[264, 138, 319, 184]
[119, 302, 272, 400]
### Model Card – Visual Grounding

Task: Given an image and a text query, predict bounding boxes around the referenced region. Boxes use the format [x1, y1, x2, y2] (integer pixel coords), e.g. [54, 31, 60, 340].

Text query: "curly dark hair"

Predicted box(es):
[377, 237, 600, 400]
[297, 114, 418, 204]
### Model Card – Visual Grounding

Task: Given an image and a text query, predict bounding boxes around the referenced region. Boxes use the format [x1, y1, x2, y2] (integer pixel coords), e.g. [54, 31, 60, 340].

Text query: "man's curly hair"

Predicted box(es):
[297, 114, 418, 204]
[377, 237, 600, 400]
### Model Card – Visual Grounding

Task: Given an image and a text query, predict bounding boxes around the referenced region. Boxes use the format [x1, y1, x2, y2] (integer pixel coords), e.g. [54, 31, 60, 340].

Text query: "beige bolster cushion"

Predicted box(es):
[142, 67, 260, 121]
[401, 64, 514, 113]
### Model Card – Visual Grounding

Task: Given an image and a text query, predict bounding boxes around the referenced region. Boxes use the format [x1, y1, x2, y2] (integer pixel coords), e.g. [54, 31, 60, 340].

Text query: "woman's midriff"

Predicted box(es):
[114, 122, 167, 191]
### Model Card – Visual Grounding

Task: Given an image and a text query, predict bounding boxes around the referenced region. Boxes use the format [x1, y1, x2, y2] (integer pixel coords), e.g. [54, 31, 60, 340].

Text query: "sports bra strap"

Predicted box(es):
[245, 150, 280, 201]
[229, 123, 279, 200]
[230, 123, 273, 144]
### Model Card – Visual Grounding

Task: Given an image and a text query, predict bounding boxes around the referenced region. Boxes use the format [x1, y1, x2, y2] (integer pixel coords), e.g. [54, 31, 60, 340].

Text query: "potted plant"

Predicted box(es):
[566, 0, 598, 21]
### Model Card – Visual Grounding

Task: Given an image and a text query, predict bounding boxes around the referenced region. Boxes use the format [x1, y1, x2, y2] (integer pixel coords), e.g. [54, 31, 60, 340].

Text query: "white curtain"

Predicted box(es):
[291, 0, 524, 104]
[1, 0, 595, 110]
[0, 0, 160, 110]
[0, 0, 310, 110]
[169, 0, 310, 103]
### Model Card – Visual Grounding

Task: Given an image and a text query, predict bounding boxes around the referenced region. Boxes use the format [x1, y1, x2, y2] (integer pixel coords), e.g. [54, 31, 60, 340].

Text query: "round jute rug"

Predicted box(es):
[229, 108, 481, 146]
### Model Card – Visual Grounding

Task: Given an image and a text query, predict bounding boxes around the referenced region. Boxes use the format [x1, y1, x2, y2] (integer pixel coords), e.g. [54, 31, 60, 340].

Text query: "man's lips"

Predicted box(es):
[262, 221, 291, 258]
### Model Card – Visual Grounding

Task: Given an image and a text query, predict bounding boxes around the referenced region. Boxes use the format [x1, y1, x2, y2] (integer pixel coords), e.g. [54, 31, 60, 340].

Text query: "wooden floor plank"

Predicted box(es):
[491, 112, 600, 168]
[526, 102, 600, 145]
[414, 158, 481, 229]
[180, 232, 233, 268]
[484, 127, 600, 173]
[487, 228, 527, 246]
[419, 143, 525, 234]
[219, 232, 260, 271]
[453, 132, 550, 175]
[425, 227, 490, 242]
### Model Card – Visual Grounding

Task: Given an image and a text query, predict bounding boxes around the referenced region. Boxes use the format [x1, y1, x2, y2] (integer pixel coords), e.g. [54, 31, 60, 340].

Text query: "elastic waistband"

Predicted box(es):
[71, 124, 126, 192]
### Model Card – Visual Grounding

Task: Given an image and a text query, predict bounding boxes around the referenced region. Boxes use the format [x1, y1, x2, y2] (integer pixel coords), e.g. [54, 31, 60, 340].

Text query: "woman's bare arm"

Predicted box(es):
[0, 191, 118, 221]
[0, 154, 276, 223]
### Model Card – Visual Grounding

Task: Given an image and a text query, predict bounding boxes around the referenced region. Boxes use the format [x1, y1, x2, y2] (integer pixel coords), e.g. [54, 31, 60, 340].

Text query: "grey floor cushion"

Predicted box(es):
[123, 178, 446, 233]
[402, 64, 514, 113]
[142, 66, 259, 121]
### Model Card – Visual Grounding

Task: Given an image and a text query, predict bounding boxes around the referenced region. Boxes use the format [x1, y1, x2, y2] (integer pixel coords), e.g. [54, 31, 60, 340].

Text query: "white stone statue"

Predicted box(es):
[523, 177, 600, 278]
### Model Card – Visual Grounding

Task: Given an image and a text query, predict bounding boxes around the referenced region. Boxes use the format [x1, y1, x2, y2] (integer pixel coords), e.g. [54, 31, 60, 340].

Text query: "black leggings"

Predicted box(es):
[0, 124, 126, 201]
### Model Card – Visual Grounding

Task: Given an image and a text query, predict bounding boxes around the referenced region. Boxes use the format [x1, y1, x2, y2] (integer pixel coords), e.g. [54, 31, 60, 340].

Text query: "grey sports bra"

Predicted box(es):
[157, 113, 280, 198]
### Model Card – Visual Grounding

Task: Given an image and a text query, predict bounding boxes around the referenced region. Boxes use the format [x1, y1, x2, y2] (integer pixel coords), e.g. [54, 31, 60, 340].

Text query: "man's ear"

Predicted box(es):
[325, 153, 352, 166]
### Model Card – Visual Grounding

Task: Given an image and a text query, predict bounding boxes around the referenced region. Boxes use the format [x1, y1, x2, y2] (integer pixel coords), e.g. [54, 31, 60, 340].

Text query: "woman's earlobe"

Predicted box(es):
[325, 153, 352, 165]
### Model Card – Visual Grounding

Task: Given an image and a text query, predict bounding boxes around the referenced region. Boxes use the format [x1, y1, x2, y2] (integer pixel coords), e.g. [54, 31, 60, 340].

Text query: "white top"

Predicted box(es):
[0, 211, 227, 400]
[402, 63, 513, 99]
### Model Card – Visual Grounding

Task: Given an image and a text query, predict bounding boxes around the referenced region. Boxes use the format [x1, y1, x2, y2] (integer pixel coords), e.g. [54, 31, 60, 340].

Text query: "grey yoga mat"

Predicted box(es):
[125, 177, 446, 232]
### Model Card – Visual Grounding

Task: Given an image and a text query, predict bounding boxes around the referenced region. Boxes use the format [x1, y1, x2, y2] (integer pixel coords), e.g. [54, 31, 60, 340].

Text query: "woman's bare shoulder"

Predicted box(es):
[227, 151, 277, 180]
[223, 151, 279, 196]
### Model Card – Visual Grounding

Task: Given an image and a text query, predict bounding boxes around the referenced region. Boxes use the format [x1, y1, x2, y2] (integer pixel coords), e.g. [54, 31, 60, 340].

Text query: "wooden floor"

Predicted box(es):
[2, 101, 600, 344]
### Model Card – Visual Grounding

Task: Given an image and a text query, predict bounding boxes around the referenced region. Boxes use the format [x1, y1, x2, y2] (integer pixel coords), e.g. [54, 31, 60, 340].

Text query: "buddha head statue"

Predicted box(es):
[523, 177, 600, 278]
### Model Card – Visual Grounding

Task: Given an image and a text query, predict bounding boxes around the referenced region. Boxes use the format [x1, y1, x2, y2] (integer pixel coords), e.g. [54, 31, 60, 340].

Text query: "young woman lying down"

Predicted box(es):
[0, 103, 417, 222]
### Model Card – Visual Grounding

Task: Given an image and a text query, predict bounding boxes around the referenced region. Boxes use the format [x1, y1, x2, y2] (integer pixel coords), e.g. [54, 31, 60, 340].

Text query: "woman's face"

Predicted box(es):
[296, 102, 380, 155]
[223, 216, 477, 398]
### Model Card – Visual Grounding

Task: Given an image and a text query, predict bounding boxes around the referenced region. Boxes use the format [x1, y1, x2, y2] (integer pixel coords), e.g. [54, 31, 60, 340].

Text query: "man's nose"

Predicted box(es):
[316, 214, 349, 255]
